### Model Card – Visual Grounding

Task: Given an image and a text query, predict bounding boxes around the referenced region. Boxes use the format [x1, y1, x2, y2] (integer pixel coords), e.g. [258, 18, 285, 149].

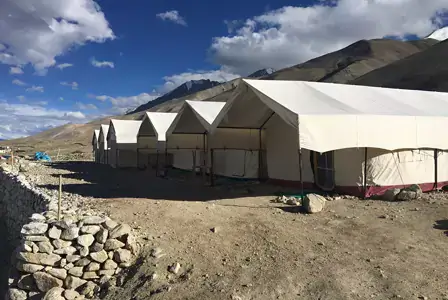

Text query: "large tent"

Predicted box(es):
[107, 119, 142, 168]
[167, 100, 260, 181]
[136, 112, 177, 171]
[211, 79, 448, 197]
[92, 129, 100, 163]
[98, 124, 110, 164]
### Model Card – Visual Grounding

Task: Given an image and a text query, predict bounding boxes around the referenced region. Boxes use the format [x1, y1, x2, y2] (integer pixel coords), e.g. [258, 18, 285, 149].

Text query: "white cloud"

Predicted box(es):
[75, 102, 97, 110]
[0, 0, 114, 72]
[210, 0, 448, 75]
[90, 57, 114, 68]
[60, 81, 79, 90]
[156, 10, 187, 26]
[95, 95, 112, 102]
[26, 85, 44, 93]
[16, 95, 26, 102]
[56, 63, 73, 70]
[12, 79, 27, 86]
[0, 100, 88, 139]
[9, 66, 23, 75]
[108, 93, 160, 114]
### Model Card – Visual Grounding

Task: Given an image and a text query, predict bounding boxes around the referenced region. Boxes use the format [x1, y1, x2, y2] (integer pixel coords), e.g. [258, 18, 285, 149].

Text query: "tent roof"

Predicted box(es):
[99, 124, 109, 147]
[140, 112, 177, 141]
[168, 100, 225, 134]
[92, 129, 100, 146]
[212, 79, 448, 152]
[109, 119, 142, 144]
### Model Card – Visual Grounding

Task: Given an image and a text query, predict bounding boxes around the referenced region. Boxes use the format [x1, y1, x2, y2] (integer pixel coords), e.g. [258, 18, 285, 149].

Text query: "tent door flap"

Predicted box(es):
[313, 151, 335, 191]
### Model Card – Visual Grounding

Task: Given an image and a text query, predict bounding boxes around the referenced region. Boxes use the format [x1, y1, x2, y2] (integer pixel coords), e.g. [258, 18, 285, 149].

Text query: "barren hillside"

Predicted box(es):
[0, 38, 439, 156]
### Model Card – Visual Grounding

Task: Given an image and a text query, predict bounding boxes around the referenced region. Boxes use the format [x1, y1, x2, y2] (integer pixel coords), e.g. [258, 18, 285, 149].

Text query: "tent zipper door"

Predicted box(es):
[313, 151, 335, 191]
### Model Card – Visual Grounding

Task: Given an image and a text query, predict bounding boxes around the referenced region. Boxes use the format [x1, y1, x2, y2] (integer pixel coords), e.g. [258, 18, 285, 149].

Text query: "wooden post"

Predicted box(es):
[58, 175, 62, 221]
[11, 151, 14, 169]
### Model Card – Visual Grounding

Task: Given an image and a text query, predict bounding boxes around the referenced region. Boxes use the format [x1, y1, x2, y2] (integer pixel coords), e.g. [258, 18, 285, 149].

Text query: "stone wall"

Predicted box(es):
[0, 164, 140, 299]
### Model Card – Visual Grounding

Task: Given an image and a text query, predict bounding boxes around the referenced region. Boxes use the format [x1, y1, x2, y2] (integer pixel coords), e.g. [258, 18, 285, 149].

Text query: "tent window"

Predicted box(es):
[398, 150, 431, 163]
[312, 151, 335, 191]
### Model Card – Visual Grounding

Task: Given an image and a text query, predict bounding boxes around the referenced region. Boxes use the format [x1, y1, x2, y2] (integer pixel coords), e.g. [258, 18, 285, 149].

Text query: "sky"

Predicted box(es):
[0, 0, 447, 139]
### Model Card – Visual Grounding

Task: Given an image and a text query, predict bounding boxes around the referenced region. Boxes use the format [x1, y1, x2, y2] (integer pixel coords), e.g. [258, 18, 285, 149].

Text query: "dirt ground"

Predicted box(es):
[28, 162, 448, 300]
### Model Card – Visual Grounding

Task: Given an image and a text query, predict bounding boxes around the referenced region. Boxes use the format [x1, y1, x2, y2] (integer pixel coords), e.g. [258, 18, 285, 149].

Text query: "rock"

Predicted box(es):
[98, 270, 115, 276]
[109, 224, 131, 239]
[108, 252, 114, 260]
[125, 235, 139, 255]
[150, 248, 165, 259]
[86, 262, 100, 271]
[42, 287, 65, 300]
[52, 220, 74, 230]
[21, 222, 49, 235]
[79, 247, 89, 257]
[61, 227, 79, 241]
[75, 258, 91, 267]
[407, 184, 423, 195]
[210, 227, 218, 233]
[59, 259, 67, 268]
[37, 241, 54, 254]
[303, 194, 326, 213]
[168, 262, 181, 274]
[68, 267, 84, 277]
[17, 252, 61, 266]
[33, 272, 63, 292]
[82, 216, 106, 225]
[28, 291, 41, 300]
[113, 249, 132, 263]
[80, 226, 101, 235]
[30, 213, 47, 223]
[22, 241, 34, 252]
[52, 239, 71, 249]
[77, 234, 95, 247]
[104, 239, 125, 251]
[64, 276, 86, 290]
[90, 242, 103, 252]
[54, 246, 77, 256]
[17, 261, 45, 273]
[103, 220, 118, 231]
[64, 263, 74, 271]
[48, 227, 62, 240]
[64, 289, 80, 300]
[32, 243, 39, 253]
[382, 188, 401, 201]
[95, 229, 108, 244]
[66, 255, 81, 263]
[99, 275, 112, 286]
[17, 274, 37, 290]
[103, 259, 118, 270]
[7, 288, 27, 300]
[90, 250, 108, 263]
[47, 268, 67, 280]
[83, 272, 99, 280]
[119, 262, 132, 268]
[286, 197, 300, 205]
[23, 235, 49, 242]
[397, 190, 418, 201]
[79, 281, 97, 298]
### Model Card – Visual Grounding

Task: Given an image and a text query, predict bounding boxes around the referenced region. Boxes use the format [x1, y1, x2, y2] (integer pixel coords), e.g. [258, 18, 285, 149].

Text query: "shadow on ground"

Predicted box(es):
[434, 219, 448, 237]
[37, 162, 294, 202]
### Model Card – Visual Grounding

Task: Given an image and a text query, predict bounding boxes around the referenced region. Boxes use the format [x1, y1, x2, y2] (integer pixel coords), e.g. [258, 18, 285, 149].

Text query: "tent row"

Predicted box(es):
[92, 79, 448, 197]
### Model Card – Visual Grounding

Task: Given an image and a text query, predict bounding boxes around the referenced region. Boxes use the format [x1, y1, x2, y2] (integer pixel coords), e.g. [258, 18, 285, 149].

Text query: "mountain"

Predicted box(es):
[0, 37, 441, 155]
[352, 39, 448, 92]
[248, 68, 276, 78]
[128, 79, 221, 114]
[426, 26, 448, 41]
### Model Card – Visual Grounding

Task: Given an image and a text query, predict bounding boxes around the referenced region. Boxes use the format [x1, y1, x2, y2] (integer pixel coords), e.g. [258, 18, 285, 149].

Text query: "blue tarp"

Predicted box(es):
[34, 152, 51, 162]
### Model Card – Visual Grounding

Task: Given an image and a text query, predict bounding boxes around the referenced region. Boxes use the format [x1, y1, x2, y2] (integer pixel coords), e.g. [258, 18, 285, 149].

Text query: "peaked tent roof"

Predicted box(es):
[212, 79, 448, 152]
[167, 100, 225, 134]
[99, 125, 110, 149]
[140, 112, 177, 141]
[108, 119, 142, 144]
[92, 129, 100, 147]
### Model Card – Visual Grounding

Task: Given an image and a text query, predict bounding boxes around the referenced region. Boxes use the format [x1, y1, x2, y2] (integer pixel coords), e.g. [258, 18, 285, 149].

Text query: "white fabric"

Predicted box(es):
[92, 130, 100, 149]
[99, 125, 109, 150]
[214, 79, 448, 152]
[142, 112, 177, 141]
[108, 119, 142, 144]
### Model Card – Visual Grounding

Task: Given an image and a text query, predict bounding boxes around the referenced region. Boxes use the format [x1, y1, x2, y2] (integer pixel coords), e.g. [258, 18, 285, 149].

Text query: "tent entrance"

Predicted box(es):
[312, 151, 335, 191]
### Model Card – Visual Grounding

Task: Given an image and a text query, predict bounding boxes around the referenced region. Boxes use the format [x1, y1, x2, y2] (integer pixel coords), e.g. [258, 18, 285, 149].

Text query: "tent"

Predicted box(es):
[107, 119, 142, 168]
[92, 129, 100, 163]
[211, 79, 448, 197]
[167, 100, 260, 181]
[98, 125, 110, 164]
[136, 112, 177, 172]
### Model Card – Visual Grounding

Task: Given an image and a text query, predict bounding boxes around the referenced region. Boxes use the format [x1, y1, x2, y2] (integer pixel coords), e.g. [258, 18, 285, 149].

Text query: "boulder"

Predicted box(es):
[23, 235, 49, 242]
[98, 270, 115, 277]
[48, 227, 62, 240]
[37, 241, 54, 254]
[47, 268, 67, 280]
[113, 249, 132, 263]
[42, 287, 65, 300]
[64, 276, 86, 290]
[64, 289, 81, 300]
[302, 194, 326, 213]
[77, 234, 95, 248]
[33, 272, 63, 292]
[103, 220, 118, 231]
[80, 225, 101, 235]
[61, 227, 80, 241]
[17, 252, 61, 266]
[90, 250, 108, 263]
[52, 239, 71, 249]
[82, 216, 106, 225]
[104, 239, 125, 251]
[103, 259, 118, 270]
[7, 288, 27, 300]
[125, 235, 139, 255]
[95, 228, 108, 244]
[17, 261, 45, 273]
[382, 188, 401, 201]
[64, 263, 74, 271]
[109, 224, 131, 239]
[397, 190, 418, 201]
[21, 222, 49, 235]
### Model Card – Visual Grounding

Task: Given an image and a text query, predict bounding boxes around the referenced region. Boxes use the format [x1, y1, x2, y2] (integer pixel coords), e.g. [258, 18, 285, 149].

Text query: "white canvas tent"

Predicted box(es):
[167, 100, 260, 180]
[211, 79, 448, 197]
[92, 129, 100, 163]
[107, 119, 142, 168]
[136, 112, 177, 171]
[98, 125, 110, 164]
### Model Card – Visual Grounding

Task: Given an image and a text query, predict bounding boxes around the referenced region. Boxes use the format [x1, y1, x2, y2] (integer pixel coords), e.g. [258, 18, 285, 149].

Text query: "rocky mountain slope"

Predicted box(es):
[0, 38, 440, 155]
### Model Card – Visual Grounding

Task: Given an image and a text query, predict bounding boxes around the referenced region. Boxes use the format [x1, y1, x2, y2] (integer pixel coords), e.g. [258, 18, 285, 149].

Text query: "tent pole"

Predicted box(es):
[363, 147, 368, 199]
[210, 149, 215, 186]
[258, 129, 262, 180]
[137, 148, 140, 169]
[434, 149, 438, 190]
[297, 124, 304, 199]
[203, 132, 207, 184]
[156, 150, 159, 177]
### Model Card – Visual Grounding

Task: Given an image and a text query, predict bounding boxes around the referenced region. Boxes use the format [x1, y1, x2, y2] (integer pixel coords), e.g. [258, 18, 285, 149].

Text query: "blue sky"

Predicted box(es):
[0, 0, 447, 139]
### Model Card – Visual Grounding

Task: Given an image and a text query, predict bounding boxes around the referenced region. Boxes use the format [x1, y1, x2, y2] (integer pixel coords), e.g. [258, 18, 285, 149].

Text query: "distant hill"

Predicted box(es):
[248, 68, 275, 78]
